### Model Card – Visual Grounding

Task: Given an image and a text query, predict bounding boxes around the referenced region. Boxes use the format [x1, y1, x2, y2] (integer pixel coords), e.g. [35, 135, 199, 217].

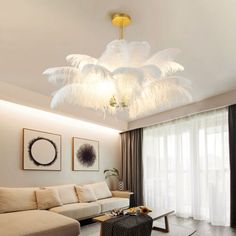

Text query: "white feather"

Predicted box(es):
[51, 82, 116, 110]
[113, 67, 143, 105]
[98, 39, 128, 71]
[157, 61, 184, 76]
[66, 54, 97, 70]
[129, 76, 192, 119]
[112, 67, 143, 82]
[82, 64, 113, 82]
[141, 65, 162, 84]
[43, 67, 82, 85]
[144, 48, 184, 76]
[148, 48, 181, 61]
[127, 41, 151, 67]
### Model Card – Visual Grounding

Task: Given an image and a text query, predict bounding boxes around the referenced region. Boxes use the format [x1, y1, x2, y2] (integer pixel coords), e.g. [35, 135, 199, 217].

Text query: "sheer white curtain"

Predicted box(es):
[143, 108, 230, 226]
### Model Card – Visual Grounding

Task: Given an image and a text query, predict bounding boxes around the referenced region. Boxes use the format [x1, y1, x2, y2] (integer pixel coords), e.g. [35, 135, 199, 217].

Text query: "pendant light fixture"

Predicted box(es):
[43, 13, 191, 119]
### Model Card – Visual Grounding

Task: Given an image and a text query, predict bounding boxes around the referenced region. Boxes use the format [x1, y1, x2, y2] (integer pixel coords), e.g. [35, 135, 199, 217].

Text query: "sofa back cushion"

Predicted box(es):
[46, 184, 78, 205]
[36, 188, 62, 210]
[75, 185, 97, 203]
[0, 187, 38, 213]
[87, 181, 112, 200]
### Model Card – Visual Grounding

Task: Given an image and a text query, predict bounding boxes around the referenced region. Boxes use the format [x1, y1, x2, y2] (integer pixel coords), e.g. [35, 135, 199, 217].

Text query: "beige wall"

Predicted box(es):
[0, 100, 121, 188]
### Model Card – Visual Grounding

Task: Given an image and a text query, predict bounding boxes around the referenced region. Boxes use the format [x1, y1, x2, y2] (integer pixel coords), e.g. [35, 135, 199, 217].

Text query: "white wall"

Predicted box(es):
[0, 100, 121, 188]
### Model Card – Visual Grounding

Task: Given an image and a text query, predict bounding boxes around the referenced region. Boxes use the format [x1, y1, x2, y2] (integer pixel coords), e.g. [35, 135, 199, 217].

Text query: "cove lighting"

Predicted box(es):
[0, 100, 121, 133]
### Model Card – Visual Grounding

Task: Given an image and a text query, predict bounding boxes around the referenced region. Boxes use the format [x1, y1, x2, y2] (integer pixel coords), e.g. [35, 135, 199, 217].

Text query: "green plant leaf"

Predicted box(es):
[103, 169, 111, 174]
[103, 168, 119, 179]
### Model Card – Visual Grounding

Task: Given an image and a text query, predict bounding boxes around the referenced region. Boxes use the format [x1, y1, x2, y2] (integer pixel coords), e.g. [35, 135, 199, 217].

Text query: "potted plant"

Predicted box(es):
[104, 168, 124, 190]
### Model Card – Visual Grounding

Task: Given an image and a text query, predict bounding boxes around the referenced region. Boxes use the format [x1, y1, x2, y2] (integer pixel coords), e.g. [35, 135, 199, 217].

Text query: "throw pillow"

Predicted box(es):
[0, 187, 38, 213]
[35, 188, 62, 210]
[46, 184, 78, 204]
[75, 186, 97, 203]
[87, 181, 112, 200]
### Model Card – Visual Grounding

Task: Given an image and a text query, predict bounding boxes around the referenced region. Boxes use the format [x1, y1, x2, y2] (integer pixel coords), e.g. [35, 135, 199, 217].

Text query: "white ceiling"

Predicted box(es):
[0, 0, 236, 122]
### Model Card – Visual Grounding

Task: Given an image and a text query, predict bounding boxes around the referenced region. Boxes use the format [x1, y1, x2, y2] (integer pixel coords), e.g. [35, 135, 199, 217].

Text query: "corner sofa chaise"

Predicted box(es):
[0, 181, 131, 236]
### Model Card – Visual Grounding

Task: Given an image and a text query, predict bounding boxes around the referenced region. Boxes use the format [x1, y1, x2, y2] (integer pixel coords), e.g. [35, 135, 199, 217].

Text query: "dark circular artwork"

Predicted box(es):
[77, 144, 96, 167]
[28, 137, 58, 166]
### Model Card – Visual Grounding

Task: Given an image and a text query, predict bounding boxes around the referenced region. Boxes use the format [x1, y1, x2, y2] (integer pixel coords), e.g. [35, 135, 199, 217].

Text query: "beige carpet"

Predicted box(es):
[80, 221, 196, 236]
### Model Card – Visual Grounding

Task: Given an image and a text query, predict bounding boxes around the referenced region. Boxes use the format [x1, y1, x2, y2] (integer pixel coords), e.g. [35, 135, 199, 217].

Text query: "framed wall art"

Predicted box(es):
[72, 137, 99, 171]
[23, 128, 61, 171]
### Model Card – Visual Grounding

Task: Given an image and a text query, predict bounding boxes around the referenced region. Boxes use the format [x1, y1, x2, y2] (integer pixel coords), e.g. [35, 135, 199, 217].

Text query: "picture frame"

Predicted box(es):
[23, 128, 61, 171]
[72, 137, 99, 171]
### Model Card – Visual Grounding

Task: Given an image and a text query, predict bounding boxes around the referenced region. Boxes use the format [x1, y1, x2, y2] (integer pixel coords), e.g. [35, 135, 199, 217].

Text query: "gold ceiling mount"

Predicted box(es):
[112, 13, 131, 40]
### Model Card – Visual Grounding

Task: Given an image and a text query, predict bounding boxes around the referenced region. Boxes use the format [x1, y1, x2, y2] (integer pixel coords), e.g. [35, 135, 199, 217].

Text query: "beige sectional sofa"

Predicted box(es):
[0, 182, 131, 236]
[0, 210, 80, 236]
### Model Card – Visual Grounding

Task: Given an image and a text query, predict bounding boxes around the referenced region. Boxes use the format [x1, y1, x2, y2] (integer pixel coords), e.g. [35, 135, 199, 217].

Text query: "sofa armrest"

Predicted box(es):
[111, 191, 133, 199]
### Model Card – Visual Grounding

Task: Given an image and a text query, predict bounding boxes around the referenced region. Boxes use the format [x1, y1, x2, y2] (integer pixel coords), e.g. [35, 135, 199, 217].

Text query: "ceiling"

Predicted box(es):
[0, 0, 236, 122]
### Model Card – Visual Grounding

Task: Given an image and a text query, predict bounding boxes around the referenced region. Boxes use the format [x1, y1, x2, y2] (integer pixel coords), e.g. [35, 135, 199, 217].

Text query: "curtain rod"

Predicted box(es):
[120, 104, 229, 134]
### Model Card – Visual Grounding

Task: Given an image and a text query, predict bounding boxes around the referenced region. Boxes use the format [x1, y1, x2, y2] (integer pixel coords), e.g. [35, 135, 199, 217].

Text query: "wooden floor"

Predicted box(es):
[169, 215, 236, 236]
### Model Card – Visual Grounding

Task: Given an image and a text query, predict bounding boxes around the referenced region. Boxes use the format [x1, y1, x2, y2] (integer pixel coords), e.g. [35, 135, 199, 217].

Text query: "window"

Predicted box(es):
[143, 108, 230, 226]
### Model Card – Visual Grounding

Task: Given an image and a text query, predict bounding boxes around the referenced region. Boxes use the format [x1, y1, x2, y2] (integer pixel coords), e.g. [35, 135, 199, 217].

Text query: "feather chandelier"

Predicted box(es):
[43, 13, 192, 119]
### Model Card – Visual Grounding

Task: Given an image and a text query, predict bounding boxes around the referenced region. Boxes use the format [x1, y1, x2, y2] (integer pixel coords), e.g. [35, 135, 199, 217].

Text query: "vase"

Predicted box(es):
[118, 180, 124, 191]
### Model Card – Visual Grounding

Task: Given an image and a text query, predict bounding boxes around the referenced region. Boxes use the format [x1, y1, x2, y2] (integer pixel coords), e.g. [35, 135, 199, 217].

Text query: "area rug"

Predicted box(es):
[80, 222, 196, 236]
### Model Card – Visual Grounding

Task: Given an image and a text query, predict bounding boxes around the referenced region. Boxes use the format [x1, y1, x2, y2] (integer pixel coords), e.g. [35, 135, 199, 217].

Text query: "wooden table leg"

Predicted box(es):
[100, 223, 103, 236]
[164, 215, 169, 232]
[152, 215, 169, 233]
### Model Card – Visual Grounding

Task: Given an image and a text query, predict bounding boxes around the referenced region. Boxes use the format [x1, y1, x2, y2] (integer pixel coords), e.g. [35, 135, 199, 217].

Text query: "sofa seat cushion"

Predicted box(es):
[97, 197, 129, 213]
[0, 210, 80, 236]
[50, 202, 101, 220]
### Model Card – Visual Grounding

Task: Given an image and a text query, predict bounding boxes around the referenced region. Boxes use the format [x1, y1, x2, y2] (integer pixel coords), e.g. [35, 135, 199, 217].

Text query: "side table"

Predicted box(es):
[111, 191, 135, 208]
